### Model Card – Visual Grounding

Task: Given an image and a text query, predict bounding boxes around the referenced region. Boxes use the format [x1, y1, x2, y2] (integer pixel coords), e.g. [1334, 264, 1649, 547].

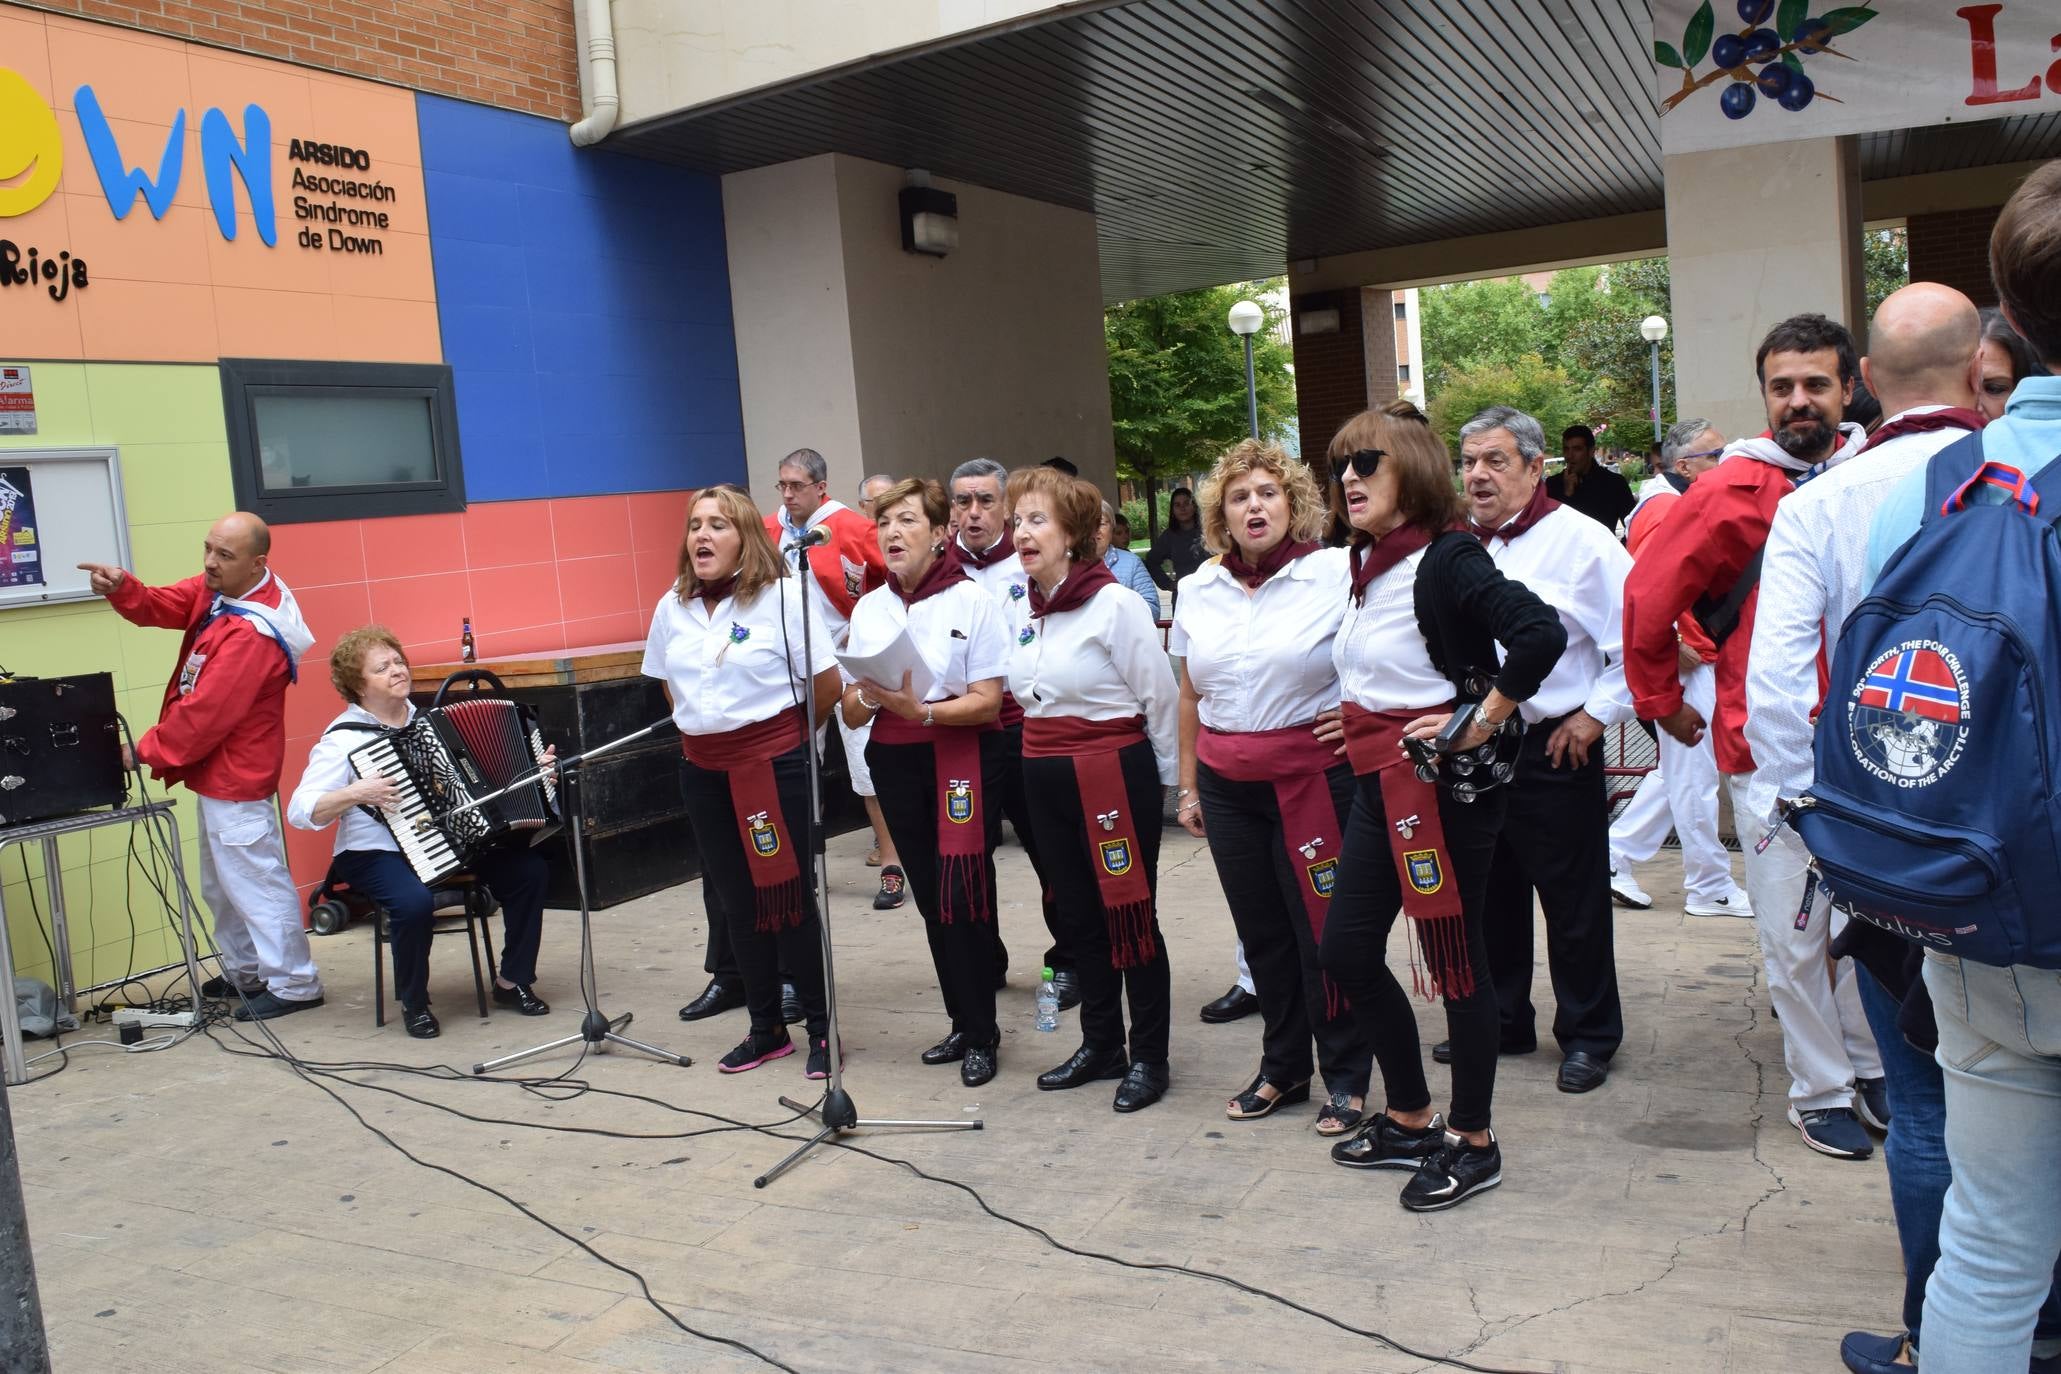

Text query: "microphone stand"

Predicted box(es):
[753, 528, 982, 1190]
[471, 720, 692, 1076]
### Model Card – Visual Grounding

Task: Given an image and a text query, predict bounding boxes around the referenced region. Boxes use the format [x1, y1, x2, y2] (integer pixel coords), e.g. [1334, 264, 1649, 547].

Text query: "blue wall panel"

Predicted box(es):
[417, 95, 745, 502]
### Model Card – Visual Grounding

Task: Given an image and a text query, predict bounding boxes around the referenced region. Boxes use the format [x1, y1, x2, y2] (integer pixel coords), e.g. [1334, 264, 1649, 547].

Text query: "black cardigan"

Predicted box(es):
[1409, 531, 1567, 708]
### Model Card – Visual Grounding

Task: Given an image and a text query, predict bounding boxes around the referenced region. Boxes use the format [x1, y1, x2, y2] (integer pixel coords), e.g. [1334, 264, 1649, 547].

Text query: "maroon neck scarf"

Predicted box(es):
[1859, 406, 1986, 454]
[954, 535, 1011, 569]
[1471, 482, 1559, 544]
[696, 573, 738, 611]
[891, 550, 969, 606]
[1029, 557, 1116, 618]
[1222, 538, 1318, 590]
[1348, 523, 1436, 606]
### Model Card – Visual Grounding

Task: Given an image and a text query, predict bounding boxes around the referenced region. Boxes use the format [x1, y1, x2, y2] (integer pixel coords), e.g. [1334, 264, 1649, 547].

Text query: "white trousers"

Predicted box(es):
[837, 711, 875, 797]
[1725, 774, 1880, 1110]
[1609, 663, 1732, 902]
[197, 794, 322, 1001]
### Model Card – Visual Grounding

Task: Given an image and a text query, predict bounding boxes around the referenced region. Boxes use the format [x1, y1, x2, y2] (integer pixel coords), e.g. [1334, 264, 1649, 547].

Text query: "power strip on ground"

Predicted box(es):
[111, 1007, 199, 1029]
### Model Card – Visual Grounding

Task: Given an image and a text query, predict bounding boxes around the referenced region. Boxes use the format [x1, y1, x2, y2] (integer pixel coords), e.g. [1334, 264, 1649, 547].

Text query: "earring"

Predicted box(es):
[933, 542, 946, 555]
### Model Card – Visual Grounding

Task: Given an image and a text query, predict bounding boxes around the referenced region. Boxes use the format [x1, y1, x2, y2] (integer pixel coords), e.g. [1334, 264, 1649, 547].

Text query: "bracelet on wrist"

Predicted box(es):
[856, 690, 881, 711]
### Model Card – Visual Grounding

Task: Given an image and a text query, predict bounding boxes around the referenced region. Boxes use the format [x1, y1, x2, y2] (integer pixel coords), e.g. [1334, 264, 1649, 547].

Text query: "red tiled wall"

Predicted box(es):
[269, 490, 690, 893]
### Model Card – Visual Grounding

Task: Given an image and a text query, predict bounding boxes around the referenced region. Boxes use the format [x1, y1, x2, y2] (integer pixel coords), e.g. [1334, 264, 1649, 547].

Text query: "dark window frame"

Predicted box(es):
[220, 357, 465, 524]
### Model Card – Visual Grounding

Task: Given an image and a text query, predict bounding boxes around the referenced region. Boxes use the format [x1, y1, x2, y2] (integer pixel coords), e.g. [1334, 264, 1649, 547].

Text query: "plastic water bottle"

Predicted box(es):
[1035, 966, 1060, 1032]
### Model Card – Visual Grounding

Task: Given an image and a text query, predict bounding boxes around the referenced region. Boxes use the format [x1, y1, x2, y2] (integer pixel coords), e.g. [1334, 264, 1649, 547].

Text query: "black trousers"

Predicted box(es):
[1021, 739, 1171, 1066]
[867, 733, 1004, 1044]
[1198, 759, 1372, 1096]
[676, 744, 829, 1040]
[1483, 722, 1625, 1059]
[333, 843, 547, 1014]
[993, 721, 1070, 974]
[1319, 776, 1505, 1134]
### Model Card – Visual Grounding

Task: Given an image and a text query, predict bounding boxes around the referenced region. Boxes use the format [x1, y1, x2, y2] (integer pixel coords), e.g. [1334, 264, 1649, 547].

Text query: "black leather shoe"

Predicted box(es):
[200, 974, 261, 1000]
[1051, 968, 1082, 1012]
[1113, 1061, 1170, 1113]
[1037, 1044, 1130, 1091]
[921, 1031, 967, 1065]
[403, 1006, 440, 1039]
[1557, 1051, 1610, 1094]
[961, 1038, 999, 1088]
[492, 983, 550, 1016]
[1199, 986, 1260, 1023]
[781, 982, 803, 1026]
[677, 978, 743, 1021]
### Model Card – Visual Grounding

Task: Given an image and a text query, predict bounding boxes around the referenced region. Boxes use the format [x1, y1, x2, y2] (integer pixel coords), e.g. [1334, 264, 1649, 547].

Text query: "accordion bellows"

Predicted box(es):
[347, 699, 562, 886]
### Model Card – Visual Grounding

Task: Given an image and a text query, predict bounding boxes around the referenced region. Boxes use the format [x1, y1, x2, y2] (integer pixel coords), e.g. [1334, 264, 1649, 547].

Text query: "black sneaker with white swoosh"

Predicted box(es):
[1399, 1129, 1502, 1212]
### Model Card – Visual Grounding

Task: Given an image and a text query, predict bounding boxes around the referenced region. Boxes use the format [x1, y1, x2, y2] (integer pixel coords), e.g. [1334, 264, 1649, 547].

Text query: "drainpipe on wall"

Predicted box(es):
[569, 0, 619, 147]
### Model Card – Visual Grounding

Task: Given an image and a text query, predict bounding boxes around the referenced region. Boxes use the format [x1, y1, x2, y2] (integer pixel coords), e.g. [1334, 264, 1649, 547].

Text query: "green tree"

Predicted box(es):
[1864, 226, 1909, 318]
[1559, 256, 1676, 449]
[1417, 276, 1551, 394]
[1105, 280, 1296, 482]
[1426, 355, 1589, 458]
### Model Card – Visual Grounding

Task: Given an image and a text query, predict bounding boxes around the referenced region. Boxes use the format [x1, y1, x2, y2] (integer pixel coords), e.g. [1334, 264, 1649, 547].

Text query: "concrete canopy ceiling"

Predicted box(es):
[607, 0, 2061, 303]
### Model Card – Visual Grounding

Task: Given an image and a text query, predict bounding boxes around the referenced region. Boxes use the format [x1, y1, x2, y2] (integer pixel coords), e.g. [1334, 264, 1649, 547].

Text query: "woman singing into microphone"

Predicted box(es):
[1319, 401, 1564, 1211]
[642, 485, 840, 1077]
[1171, 439, 1374, 1135]
[843, 478, 1011, 1088]
[1009, 467, 1181, 1113]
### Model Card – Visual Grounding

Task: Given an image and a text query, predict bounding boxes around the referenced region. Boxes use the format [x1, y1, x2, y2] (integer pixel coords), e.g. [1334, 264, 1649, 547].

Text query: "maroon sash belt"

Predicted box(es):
[1339, 704, 1472, 999]
[1198, 722, 1349, 1014]
[1022, 714, 1156, 968]
[679, 707, 804, 932]
[872, 712, 991, 923]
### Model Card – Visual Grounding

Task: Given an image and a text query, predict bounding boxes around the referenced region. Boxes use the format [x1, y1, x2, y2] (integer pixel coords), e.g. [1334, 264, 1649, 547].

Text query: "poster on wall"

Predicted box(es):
[0, 367, 33, 435]
[0, 466, 44, 589]
[1652, 1, 2061, 156]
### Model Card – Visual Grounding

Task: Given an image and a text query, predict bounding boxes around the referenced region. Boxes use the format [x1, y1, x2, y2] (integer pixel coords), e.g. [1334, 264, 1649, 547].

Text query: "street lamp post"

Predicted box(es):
[1640, 314, 1669, 445]
[1228, 299, 1264, 440]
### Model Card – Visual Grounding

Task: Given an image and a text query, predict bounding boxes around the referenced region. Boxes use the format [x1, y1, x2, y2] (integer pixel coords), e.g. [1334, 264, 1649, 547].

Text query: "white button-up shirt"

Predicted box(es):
[1481, 504, 1632, 726]
[1009, 578, 1180, 783]
[1332, 547, 1453, 712]
[845, 578, 1011, 704]
[957, 541, 1033, 643]
[288, 702, 410, 856]
[641, 572, 836, 737]
[1171, 548, 1349, 731]
[1741, 408, 1977, 824]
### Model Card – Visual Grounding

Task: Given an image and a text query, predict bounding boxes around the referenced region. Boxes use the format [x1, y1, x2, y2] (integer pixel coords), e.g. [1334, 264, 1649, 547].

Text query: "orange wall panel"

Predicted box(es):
[1, 9, 439, 365]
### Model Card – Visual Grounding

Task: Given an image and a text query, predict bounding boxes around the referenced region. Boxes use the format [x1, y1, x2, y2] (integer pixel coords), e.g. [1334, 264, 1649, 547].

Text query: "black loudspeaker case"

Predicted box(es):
[0, 673, 125, 826]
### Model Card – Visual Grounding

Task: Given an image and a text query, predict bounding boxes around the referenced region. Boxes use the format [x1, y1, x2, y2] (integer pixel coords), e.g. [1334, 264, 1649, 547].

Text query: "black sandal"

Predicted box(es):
[1226, 1072, 1311, 1120]
[1316, 1091, 1365, 1136]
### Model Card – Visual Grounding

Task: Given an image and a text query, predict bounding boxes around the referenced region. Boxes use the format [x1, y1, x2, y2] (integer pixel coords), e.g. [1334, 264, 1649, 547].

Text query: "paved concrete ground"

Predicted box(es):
[15, 820, 1901, 1373]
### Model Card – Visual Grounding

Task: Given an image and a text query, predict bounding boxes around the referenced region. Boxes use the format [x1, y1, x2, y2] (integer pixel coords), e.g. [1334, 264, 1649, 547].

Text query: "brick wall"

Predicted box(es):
[1290, 287, 1399, 467]
[1908, 205, 2002, 308]
[17, 0, 581, 119]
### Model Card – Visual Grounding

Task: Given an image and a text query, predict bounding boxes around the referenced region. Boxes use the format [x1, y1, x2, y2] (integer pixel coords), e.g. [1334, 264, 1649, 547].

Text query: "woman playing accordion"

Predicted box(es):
[642, 485, 840, 1077]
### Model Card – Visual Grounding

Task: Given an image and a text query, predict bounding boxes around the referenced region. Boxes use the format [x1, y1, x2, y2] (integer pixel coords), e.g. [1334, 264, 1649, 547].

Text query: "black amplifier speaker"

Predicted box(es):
[0, 672, 125, 827]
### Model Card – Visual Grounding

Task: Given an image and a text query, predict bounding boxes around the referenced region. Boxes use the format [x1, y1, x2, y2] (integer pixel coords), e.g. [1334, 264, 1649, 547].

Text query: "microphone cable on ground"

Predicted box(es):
[68, 715, 1550, 1374]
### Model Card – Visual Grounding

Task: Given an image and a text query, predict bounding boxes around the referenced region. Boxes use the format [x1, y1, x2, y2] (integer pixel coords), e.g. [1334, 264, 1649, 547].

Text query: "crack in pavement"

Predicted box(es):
[1409, 930, 1790, 1374]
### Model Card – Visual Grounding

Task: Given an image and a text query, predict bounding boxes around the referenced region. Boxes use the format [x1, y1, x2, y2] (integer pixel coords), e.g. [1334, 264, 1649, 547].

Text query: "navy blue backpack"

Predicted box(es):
[1794, 430, 2061, 969]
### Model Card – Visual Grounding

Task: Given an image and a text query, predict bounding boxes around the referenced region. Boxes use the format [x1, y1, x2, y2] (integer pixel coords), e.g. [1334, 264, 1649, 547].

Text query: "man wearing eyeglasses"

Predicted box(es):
[761, 449, 898, 910]
[1453, 405, 1633, 1096]
[1606, 418, 1751, 922]
[945, 458, 1075, 1008]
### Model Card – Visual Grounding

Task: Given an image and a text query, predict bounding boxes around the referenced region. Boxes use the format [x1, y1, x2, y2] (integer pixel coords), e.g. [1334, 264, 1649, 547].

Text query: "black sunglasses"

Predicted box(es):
[1331, 448, 1385, 481]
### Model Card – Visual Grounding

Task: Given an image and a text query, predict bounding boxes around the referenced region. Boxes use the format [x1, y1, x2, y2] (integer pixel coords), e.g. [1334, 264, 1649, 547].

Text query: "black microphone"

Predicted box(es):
[783, 526, 831, 553]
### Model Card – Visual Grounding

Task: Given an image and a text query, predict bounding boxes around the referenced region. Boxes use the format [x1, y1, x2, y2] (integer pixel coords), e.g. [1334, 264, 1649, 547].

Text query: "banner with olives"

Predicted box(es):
[1653, 1, 2061, 155]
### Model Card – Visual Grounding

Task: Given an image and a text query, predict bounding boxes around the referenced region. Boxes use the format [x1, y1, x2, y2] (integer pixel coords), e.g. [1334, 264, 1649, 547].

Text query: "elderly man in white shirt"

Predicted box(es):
[1457, 405, 1634, 1095]
[1744, 282, 1987, 1163]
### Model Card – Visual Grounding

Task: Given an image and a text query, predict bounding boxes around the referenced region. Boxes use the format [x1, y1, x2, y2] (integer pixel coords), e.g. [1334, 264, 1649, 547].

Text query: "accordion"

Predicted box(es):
[346, 698, 561, 885]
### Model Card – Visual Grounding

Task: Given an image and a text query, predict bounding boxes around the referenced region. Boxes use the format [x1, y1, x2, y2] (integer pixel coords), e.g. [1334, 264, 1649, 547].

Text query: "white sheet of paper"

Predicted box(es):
[837, 626, 935, 702]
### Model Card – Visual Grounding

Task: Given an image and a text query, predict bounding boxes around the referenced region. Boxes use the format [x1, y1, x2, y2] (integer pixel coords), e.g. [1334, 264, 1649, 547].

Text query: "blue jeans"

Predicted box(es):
[1853, 964, 1951, 1345]
[1920, 954, 2061, 1373]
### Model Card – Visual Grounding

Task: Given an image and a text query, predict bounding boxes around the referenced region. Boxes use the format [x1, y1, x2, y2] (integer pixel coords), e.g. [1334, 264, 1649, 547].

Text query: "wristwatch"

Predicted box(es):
[1470, 702, 1500, 735]
[923, 703, 936, 727]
